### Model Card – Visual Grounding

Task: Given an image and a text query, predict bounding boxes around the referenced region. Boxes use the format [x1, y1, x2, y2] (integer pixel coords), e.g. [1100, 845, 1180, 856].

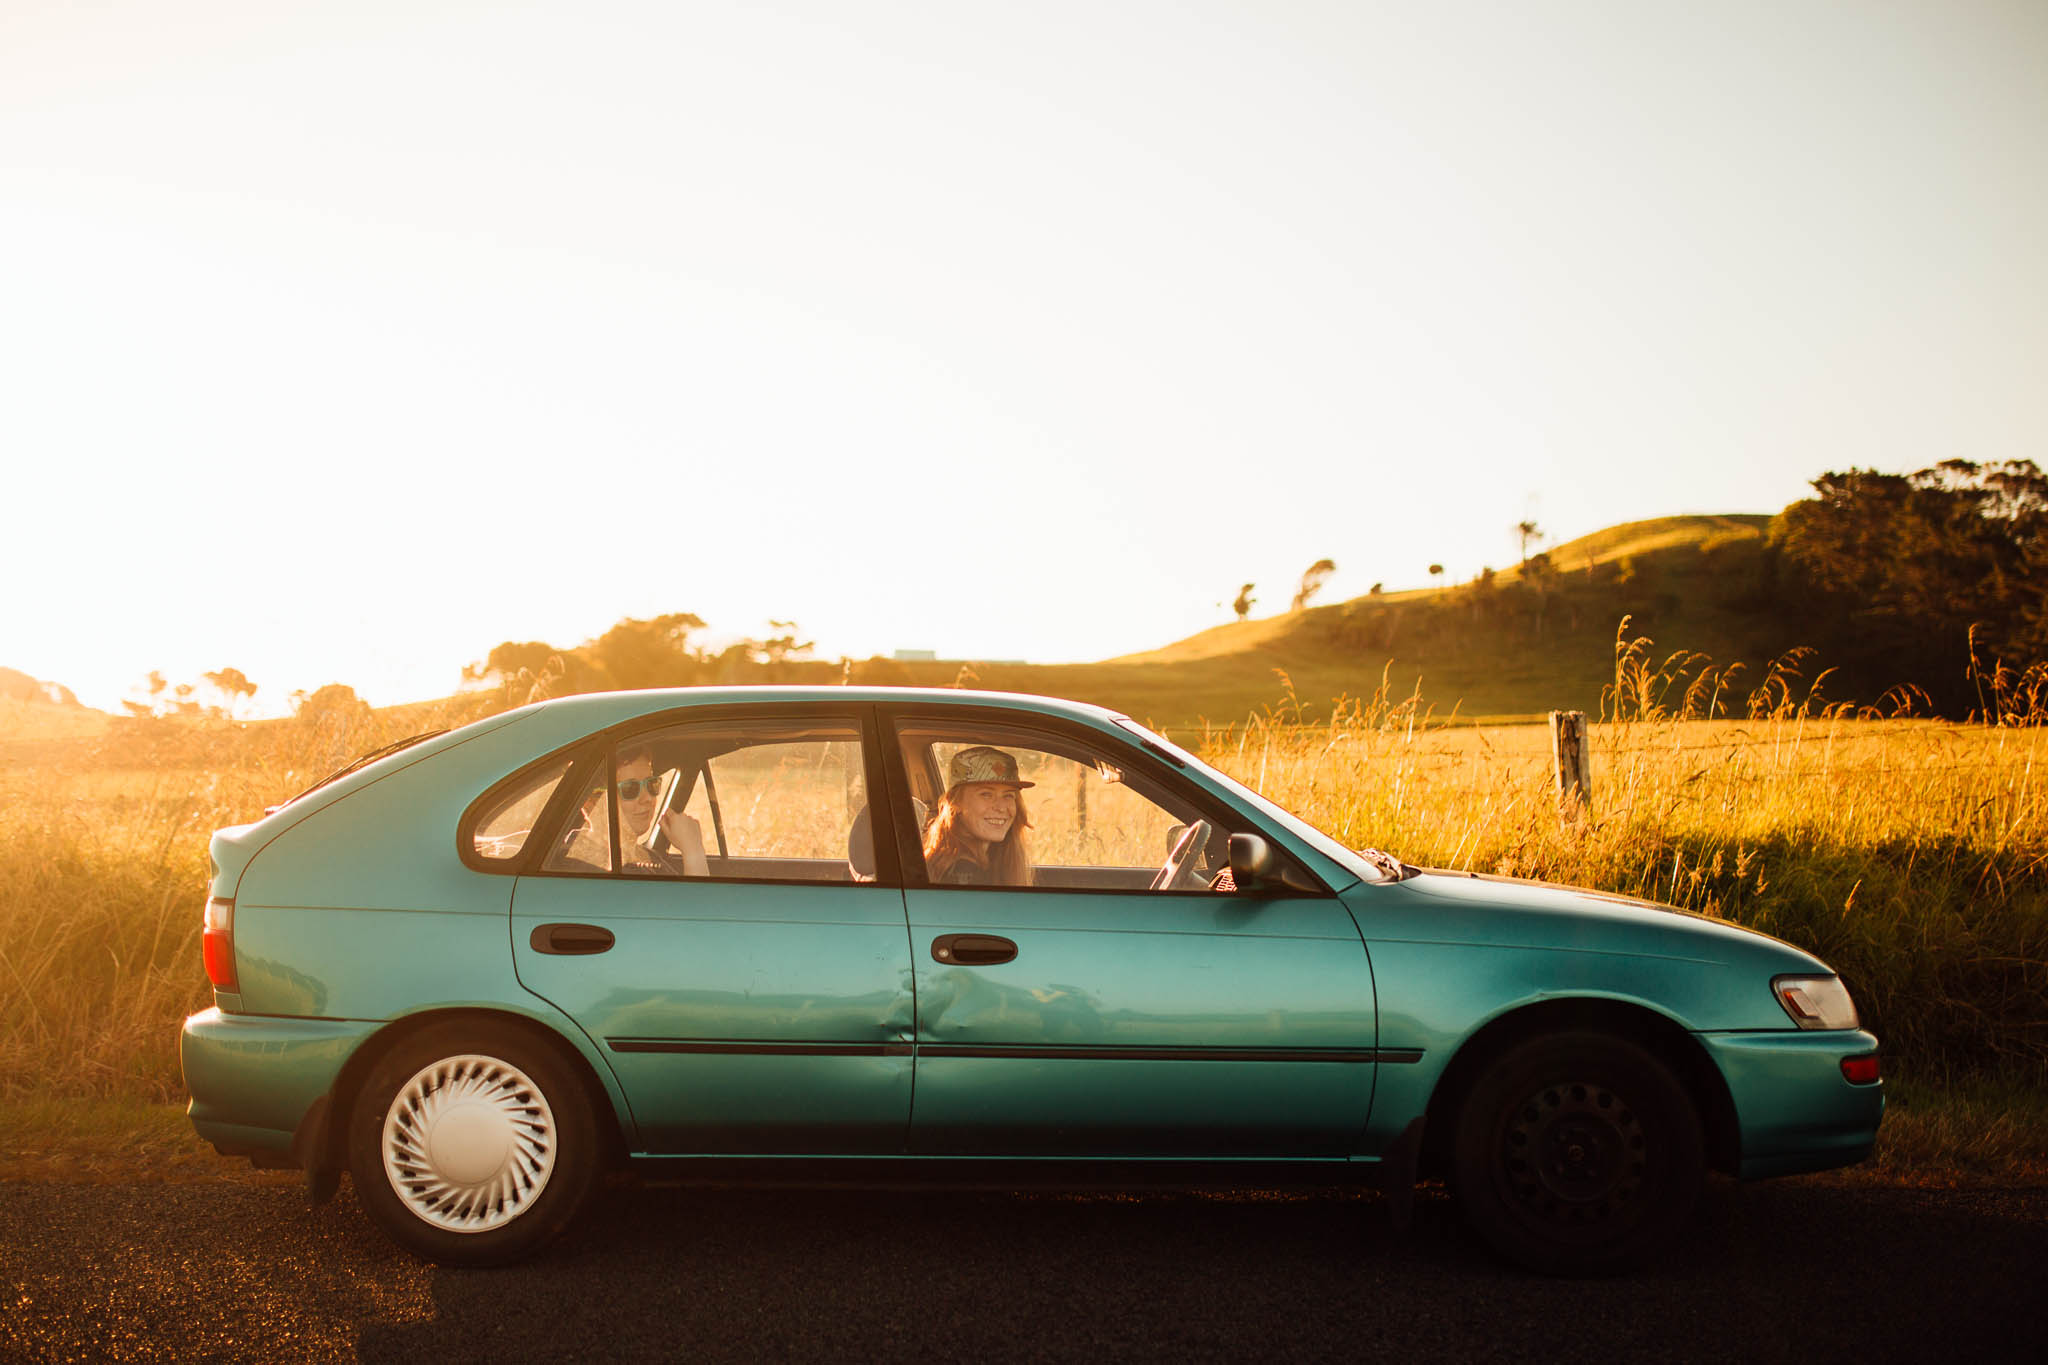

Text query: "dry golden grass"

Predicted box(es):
[0, 695, 499, 1103]
[1831, 1073, 2048, 1187]
[1187, 666, 2048, 1079]
[0, 1097, 301, 1184]
[2, 663, 2043, 1181]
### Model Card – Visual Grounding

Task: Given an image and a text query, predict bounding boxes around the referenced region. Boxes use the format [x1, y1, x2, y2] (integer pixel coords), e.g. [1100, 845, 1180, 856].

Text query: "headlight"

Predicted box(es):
[1772, 975, 1859, 1030]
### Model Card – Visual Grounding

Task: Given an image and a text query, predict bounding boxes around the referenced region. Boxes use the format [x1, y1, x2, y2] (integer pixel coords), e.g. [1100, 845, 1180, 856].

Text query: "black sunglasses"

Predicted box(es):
[615, 776, 662, 801]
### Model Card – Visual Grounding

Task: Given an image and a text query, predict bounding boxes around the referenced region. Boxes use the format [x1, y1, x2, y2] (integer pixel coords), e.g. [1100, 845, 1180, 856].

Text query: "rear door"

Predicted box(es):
[511, 705, 915, 1154]
[886, 707, 1378, 1157]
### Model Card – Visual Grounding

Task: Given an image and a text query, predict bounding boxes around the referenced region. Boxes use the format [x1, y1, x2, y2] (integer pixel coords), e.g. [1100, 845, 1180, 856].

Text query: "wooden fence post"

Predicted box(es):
[1549, 709, 1591, 815]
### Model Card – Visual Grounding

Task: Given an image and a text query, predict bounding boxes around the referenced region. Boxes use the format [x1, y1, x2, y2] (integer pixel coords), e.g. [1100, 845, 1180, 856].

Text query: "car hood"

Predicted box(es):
[1352, 866, 1830, 974]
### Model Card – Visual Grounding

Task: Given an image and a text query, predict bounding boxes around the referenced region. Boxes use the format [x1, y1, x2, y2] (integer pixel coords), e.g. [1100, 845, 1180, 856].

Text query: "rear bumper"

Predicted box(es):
[180, 1008, 379, 1160]
[1698, 1029, 1885, 1179]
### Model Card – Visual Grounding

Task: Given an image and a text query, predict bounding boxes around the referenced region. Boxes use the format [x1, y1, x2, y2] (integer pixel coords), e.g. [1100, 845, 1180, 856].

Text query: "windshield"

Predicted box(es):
[1111, 718, 1408, 884]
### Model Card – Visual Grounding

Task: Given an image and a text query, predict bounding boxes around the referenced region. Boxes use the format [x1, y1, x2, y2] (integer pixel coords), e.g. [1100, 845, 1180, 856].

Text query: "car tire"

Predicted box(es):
[346, 1021, 599, 1267]
[1450, 1030, 1704, 1275]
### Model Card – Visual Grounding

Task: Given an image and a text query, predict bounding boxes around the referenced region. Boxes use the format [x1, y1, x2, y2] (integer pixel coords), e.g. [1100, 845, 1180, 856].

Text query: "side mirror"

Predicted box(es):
[1228, 833, 1279, 890]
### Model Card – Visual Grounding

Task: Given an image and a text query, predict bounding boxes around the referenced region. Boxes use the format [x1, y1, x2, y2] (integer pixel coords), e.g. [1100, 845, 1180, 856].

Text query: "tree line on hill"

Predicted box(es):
[67, 459, 2048, 729]
[461, 613, 833, 703]
[1767, 460, 2048, 713]
[1299, 459, 2047, 718]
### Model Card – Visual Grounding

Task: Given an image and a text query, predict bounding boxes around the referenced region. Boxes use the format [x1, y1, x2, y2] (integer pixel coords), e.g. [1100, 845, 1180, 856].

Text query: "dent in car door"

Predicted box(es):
[906, 886, 1376, 1155]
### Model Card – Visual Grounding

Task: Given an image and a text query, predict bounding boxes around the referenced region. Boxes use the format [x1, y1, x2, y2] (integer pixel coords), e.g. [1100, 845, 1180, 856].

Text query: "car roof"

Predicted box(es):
[501, 685, 1130, 730]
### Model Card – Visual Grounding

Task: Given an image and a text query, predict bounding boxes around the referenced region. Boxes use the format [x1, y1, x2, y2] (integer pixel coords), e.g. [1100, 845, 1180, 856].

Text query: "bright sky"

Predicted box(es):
[5, 0, 2044, 716]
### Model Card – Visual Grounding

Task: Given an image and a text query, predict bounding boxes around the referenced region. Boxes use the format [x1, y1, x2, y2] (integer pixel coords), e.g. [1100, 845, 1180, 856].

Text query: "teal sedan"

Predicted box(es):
[181, 687, 1882, 1272]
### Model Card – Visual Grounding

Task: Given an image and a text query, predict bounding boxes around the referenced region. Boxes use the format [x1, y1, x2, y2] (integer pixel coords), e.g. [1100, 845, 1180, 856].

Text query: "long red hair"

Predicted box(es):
[923, 786, 1033, 886]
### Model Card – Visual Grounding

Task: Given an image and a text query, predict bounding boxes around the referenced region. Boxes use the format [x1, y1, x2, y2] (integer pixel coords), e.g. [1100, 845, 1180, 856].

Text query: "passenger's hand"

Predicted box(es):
[661, 810, 710, 877]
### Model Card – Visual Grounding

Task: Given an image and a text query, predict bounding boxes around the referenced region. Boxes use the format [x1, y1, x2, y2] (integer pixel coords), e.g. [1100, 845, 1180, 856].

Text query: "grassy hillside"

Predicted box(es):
[0, 514, 1876, 739]
[0, 696, 111, 744]
[843, 515, 1791, 730]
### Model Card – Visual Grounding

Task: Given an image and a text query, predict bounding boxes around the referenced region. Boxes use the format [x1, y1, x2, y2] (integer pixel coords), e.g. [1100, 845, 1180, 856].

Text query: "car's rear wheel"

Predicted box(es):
[347, 1022, 598, 1266]
[1450, 1030, 1703, 1275]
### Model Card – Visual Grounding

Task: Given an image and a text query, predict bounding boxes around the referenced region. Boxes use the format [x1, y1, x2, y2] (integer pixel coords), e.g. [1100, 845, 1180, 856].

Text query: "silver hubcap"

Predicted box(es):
[381, 1054, 557, 1233]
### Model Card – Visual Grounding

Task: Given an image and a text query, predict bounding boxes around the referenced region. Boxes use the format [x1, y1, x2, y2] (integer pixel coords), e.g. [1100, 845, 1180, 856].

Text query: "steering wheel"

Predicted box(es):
[1150, 819, 1214, 891]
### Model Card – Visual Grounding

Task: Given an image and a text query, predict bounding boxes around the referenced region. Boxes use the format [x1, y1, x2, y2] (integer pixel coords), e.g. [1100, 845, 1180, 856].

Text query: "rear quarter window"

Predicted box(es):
[470, 757, 573, 864]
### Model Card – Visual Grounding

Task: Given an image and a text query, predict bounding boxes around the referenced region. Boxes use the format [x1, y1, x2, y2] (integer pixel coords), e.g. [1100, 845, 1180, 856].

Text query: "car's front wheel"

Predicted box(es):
[1450, 1030, 1704, 1274]
[347, 1022, 598, 1266]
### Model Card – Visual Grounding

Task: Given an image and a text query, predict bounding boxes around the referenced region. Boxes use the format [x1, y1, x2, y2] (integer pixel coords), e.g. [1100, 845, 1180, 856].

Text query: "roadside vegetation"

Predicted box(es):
[1178, 646, 2048, 1084]
[4, 463, 2045, 1179]
[2, 637, 2043, 1185]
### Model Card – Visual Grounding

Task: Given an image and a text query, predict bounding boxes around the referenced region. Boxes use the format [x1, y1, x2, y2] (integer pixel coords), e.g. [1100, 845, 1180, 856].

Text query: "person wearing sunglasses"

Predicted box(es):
[613, 743, 710, 876]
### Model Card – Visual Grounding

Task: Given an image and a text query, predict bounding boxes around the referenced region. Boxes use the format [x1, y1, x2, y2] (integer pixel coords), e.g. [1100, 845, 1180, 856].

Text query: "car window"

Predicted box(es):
[543, 766, 615, 873]
[700, 740, 865, 862]
[1112, 717, 1389, 885]
[560, 718, 868, 883]
[899, 721, 1223, 892]
[471, 757, 573, 863]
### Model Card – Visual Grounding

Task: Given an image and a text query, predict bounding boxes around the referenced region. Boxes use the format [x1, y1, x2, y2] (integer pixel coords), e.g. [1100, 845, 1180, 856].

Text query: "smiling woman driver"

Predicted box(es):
[922, 746, 1034, 886]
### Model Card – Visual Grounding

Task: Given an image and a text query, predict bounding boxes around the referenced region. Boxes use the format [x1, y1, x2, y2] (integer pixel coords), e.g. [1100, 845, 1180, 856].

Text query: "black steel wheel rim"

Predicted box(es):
[1499, 1080, 1647, 1232]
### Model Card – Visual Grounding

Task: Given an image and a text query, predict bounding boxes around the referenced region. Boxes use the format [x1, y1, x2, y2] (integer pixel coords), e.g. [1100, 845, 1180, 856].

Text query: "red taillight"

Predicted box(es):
[1840, 1052, 1881, 1085]
[203, 897, 237, 991]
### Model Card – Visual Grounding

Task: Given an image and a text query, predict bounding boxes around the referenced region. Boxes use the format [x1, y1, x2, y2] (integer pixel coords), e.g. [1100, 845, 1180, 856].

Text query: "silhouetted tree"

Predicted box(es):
[1291, 559, 1336, 612]
[1231, 584, 1256, 621]
[292, 683, 373, 732]
[202, 667, 257, 718]
[466, 641, 559, 685]
[588, 613, 707, 689]
[1516, 520, 1544, 565]
[1522, 551, 1559, 635]
[759, 622, 815, 679]
[1770, 460, 2048, 703]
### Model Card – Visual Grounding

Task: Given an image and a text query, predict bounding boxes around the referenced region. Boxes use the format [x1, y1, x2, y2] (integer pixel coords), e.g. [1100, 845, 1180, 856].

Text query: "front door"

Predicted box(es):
[888, 711, 1378, 1157]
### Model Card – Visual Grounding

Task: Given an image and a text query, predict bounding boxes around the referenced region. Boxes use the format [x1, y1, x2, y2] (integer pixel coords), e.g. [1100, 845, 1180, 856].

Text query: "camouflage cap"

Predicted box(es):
[947, 745, 1034, 789]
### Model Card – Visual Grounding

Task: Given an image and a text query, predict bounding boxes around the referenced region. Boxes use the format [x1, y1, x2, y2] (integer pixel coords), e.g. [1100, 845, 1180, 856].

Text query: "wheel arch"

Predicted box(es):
[1417, 997, 1740, 1180]
[307, 1006, 631, 1177]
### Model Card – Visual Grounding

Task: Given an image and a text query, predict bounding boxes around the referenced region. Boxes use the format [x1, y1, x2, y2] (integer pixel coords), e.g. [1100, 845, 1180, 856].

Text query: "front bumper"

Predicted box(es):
[1699, 1028, 1885, 1179]
[180, 1008, 381, 1161]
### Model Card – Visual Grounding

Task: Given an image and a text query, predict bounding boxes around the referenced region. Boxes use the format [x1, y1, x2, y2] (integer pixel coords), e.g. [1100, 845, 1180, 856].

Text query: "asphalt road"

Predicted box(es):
[3, 1176, 2044, 1363]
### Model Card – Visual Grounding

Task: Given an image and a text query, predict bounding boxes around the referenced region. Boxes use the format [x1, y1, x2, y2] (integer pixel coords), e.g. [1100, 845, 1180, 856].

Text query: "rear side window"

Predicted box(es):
[545, 767, 616, 873]
[469, 758, 572, 864]
[522, 716, 871, 883]
[621, 719, 868, 881]
[701, 738, 866, 864]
